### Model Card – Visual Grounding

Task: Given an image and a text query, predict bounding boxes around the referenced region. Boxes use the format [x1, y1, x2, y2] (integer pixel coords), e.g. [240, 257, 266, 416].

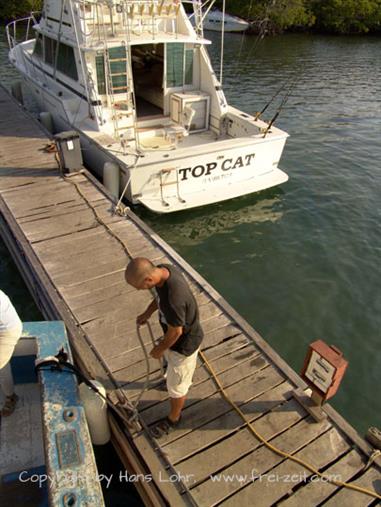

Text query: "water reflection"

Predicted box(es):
[138, 188, 285, 247]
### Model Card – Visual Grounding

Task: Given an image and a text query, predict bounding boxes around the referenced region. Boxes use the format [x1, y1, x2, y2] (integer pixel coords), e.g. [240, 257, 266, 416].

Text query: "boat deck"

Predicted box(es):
[0, 84, 380, 506]
[0, 323, 104, 506]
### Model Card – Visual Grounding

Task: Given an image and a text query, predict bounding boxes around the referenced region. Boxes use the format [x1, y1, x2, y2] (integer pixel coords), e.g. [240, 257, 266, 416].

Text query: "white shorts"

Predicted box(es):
[0, 322, 23, 370]
[164, 347, 199, 398]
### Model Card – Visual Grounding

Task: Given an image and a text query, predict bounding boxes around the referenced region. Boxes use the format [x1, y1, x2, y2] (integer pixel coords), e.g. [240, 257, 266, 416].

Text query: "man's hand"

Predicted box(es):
[136, 311, 150, 326]
[136, 299, 158, 326]
[150, 345, 164, 359]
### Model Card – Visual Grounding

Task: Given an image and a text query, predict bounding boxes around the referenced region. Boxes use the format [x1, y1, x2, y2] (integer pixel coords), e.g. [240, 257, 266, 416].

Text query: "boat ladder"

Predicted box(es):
[159, 167, 186, 208]
[103, 41, 139, 149]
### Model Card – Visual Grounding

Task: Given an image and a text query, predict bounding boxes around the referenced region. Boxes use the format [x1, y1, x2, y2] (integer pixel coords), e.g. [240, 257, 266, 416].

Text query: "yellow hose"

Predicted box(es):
[199, 350, 381, 501]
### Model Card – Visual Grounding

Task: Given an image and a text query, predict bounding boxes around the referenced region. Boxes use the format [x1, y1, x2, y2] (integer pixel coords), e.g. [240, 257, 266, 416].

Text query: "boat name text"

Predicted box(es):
[178, 153, 256, 181]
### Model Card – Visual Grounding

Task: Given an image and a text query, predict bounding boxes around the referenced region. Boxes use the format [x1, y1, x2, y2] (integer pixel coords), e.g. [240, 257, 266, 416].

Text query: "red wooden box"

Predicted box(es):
[301, 340, 348, 401]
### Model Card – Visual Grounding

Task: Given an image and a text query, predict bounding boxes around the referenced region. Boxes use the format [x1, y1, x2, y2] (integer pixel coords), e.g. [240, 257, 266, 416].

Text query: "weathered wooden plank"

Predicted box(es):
[279, 448, 367, 507]
[66, 280, 132, 310]
[3, 182, 77, 210]
[81, 295, 224, 345]
[114, 342, 263, 404]
[0, 193, 117, 391]
[17, 201, 88, 223]
[201, 323, 242, 350]
[44, 241, 128, 280]
[189, 417, 332, 506]
[0, 151, 53, 164]
[219, 427, 350, 507]
[322, 466, 381, 507]
[21, 209, 98, 243]
[172, 389, 302, 477]
[0, 172, 59, 191]
[68, 277, 206, 316]
[115, 332, 250, 402]
[51, 258, 128, 291]
[125, 352, 267, 423]
[99, 316, 234, 380]
[33, 227, 109, 258]
[0, 167, 55, 177]
[200, 313, 233, 336]
[202, 331, 251, 357]
[108, 415, 174, 507]
[41, 238, 125, 274]
[71, 284, 210, 325]
[144, 364, 283, 445]
[131, 431, 193, 506]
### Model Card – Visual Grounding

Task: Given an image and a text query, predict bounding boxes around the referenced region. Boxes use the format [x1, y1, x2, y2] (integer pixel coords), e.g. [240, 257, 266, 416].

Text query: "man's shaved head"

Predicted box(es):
[125, 257, 156, 289]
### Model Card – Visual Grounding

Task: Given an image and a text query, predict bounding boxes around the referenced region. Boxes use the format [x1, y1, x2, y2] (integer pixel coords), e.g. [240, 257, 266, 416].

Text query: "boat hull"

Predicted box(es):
[17, 64, 288, 214]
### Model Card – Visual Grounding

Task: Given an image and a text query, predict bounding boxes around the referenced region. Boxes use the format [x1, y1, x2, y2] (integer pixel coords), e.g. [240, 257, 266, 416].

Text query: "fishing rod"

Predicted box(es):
[262, 72, 299, 137]
[254, 79, 289, 120]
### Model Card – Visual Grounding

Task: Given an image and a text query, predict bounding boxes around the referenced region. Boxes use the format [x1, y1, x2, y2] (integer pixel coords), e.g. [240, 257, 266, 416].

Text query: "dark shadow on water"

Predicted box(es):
[93, 442, 144, 507]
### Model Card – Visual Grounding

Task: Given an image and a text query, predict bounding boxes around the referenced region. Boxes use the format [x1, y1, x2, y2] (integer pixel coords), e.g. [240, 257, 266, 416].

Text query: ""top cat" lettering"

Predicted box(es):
[178, 153, 256, 181]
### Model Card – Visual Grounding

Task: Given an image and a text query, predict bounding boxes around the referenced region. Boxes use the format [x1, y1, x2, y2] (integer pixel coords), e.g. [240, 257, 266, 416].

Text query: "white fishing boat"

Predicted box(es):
[200, 8, 250, 33]
[6, 1, 289, 213]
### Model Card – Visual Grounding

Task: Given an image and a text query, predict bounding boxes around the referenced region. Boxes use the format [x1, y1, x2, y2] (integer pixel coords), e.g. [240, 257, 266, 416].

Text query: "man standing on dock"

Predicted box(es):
[0, 290, 23, 417]
[125, 258, 203, 438]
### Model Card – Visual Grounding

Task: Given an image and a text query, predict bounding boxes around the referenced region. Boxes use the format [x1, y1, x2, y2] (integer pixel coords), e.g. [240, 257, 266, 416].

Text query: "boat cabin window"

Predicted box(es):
[96, 54, 106, 95]
[56, 43, 78, 81]
[166, 43, 194, 88]
[33, 33, 43, 58]
[43, 36, 78, 81]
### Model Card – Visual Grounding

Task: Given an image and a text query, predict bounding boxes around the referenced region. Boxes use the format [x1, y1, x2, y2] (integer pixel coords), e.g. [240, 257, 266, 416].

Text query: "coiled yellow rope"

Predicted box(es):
[199, 350, 381, 501]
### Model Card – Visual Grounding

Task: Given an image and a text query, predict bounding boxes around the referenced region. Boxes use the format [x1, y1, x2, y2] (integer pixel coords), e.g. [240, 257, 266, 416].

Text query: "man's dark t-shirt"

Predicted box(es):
[155, 264, 203, 356]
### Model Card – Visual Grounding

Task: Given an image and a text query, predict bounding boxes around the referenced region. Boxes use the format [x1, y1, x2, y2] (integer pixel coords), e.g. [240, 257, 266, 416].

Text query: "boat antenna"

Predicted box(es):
[219, 0, 226, 84]
[230, 0, 272, 80]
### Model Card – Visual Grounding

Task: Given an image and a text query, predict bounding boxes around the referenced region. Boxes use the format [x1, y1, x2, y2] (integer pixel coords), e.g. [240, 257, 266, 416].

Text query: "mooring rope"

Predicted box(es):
[199, 349, 381, 501]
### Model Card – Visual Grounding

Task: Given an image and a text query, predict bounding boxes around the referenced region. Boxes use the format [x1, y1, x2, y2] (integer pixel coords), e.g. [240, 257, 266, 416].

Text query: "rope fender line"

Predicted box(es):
[198, 350, 381, 501]
[35, 348, 138, 428]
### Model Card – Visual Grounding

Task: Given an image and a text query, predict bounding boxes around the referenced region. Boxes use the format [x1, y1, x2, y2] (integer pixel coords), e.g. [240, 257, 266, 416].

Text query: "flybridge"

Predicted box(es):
[40, 0, 206, 48]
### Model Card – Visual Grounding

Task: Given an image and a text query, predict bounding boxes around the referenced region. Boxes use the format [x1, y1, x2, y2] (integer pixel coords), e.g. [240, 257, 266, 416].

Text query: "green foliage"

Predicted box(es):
[216, 0, 314, 32]
[0, 0, 43, 21]
[309, 0, 381, 34]
[247, 0, 315, 30]
[1, 0, 380, 34]
[217, 0, 381, 33]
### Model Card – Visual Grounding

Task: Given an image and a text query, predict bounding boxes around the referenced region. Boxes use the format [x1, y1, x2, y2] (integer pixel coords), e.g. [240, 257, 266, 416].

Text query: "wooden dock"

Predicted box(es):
[0, 84, 380, 506]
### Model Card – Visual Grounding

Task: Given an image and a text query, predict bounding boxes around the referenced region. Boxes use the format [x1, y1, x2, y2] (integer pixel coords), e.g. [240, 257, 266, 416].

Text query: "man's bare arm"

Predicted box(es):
[137, 299, 158, 325]
[150, 325, 183, 358]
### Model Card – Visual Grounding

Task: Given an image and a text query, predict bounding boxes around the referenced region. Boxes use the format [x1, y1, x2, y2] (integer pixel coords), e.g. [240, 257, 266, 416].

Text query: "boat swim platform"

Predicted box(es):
[0, 84, 380, 507]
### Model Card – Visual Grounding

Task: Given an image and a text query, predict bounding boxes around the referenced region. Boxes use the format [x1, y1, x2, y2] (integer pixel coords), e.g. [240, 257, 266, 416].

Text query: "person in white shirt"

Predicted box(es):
[0, 290, 23, 416]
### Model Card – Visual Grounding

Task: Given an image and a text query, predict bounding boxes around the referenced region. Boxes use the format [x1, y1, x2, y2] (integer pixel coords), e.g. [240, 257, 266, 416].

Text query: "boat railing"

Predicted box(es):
[73, 0, 194, 46]
[6, 13, 40, 51]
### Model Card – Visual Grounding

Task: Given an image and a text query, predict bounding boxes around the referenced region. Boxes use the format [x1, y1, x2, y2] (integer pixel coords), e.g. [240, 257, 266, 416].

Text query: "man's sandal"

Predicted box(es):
[1, 394, 19, 417]
[151, 416, 181, 439]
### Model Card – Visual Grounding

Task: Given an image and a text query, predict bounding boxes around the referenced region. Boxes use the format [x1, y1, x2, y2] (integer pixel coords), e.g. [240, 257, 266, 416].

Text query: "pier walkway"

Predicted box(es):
[0, 85, 380, 506]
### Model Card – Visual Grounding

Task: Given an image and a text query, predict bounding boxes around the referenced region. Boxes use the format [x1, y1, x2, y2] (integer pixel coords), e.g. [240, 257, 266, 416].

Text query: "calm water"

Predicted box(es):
[0, 27, 380, 442]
